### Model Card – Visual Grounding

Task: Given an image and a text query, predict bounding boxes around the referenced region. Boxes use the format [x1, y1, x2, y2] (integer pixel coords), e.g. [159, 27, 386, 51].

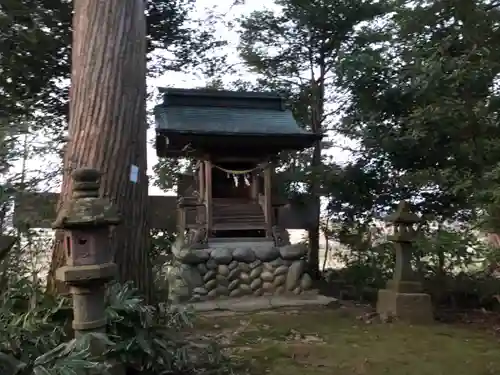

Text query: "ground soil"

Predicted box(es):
[191, 302, 500, 375]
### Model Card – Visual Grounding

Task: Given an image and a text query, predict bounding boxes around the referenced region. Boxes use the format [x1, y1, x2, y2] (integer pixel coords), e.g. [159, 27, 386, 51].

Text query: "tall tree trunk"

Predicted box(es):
[307, 65, 325, 281]
[307, 140, 321, 280]
[46, 0, 153, 303]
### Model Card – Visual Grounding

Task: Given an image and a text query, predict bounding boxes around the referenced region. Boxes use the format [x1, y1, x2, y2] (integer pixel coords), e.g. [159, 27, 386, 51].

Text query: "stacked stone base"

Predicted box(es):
[168, 240, 312, 302]
[376, 289, 433, 324]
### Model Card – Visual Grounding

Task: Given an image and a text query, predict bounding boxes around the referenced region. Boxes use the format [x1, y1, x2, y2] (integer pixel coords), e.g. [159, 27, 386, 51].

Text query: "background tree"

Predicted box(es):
[237, 0, 389, 277]
[1, 0, 222, 123]
[335, 0, 500, 220]
[322, 0, 500, 281]
[0, 0, 71, 125]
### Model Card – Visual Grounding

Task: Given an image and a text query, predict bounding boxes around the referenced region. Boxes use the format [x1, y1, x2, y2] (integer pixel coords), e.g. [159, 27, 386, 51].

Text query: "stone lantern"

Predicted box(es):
[376, 201, 433, 323]
[53, 168, 120, 338]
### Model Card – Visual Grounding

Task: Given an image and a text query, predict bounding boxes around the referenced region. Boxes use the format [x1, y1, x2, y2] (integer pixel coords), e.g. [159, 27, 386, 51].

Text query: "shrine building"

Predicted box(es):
[154, 88, 322, 301]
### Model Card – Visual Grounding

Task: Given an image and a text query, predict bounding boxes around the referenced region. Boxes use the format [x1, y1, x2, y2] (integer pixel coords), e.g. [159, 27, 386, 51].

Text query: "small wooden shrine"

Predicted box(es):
[154, 88, 320, 243]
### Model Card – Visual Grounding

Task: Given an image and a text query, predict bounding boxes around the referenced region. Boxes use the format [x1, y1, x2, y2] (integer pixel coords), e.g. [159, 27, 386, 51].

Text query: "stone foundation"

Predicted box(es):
[376, 289, 433, 324]
[168, 239, 312, 302]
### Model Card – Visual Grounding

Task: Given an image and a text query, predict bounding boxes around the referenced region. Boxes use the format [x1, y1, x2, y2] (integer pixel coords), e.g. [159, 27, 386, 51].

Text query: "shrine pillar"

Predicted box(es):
[250, 171, 260, 200]
[263, 164, 273, 238]
[204, 160, 213, 235]
[198, 162, 205, 201]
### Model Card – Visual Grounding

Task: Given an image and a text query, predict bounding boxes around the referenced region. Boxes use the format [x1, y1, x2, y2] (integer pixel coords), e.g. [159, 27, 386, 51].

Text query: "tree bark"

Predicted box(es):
[307, 64, 326, 281]
[307, 140, 321, 280]
[46, 0, 153, 303]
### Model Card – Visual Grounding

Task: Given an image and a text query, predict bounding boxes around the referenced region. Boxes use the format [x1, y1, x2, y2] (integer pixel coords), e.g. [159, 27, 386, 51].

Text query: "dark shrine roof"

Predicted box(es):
[156, 105, 310, 135]
[154, 88, 320, 158]
[155, 88, 309, 135]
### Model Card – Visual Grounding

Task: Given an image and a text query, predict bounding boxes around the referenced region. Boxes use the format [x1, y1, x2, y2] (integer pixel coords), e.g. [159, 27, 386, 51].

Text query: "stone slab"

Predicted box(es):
[219, 297, 272, 312]
[190, 301, 219, 312]
[270, 294, 334, 308]
[175, 293, 338, 313]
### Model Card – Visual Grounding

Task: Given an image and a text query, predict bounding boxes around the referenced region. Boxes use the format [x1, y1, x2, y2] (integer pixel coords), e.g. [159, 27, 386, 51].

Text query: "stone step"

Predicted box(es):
[214, 207, 263, 213]
[212, 223, 267, 230]
[215, 208, 263, 213]
[214, 205, 262, 211]
[214, 220, 265, 225]
[213, 213, 264, 218]
[212, 198, 251, 202]
[209, 237, 272, 243]
[213, 215, 264, 220]
[215, 213, 264, 218]
[214, 217, 264, 221]
[214, 212, 264, 218]
[213, 202, 261, 207]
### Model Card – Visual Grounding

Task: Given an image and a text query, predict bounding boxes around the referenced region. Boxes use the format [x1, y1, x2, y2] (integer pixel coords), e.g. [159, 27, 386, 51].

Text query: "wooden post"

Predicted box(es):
[176, 202, 186, 238]
[198, 162, 205, 202]
[250, 172, 259, 200]
[204, 160, 213, 236]
[263, 165, 273, 238]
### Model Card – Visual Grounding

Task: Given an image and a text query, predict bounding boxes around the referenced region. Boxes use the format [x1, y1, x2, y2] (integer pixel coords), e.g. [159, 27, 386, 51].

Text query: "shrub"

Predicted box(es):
[0, 280, 232, 375]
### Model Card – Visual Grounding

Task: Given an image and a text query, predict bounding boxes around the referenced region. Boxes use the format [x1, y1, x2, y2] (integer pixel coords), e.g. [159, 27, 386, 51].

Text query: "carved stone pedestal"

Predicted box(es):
[377, 289, 433, 324]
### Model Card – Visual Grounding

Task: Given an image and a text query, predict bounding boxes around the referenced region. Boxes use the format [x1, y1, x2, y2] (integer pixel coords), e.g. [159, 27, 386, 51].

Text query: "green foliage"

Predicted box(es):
[327, 224, 395, 289]
[105, 282, 231, 375]
[0, 278, 232, 375]
[149, 229, 176, 299]
[324, 222, 500, 309]
[0, 0, 71, 125]
[415, 225, 488, 276]
[153, 158, 197, 192]
[325, 160, 396, 224]
[335, 0, 500, 223]
[0, 280, 104, 375]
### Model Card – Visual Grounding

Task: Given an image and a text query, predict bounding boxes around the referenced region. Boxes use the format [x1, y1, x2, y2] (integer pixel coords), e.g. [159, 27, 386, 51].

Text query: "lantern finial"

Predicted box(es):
[71, 168, 101, 198]
[385, 200, 420, 224]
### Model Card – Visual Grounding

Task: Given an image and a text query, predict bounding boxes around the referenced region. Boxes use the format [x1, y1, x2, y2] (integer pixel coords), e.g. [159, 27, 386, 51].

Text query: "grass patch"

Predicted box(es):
[195, 308, 500, 375]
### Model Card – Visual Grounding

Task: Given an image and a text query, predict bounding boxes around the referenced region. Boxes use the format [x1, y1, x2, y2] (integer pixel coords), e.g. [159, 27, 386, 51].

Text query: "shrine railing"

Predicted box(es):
[177, 197, 206, 236]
